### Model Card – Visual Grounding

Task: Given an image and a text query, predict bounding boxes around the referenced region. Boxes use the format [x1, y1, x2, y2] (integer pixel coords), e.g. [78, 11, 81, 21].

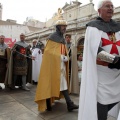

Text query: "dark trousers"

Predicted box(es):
[46, 90, 71, 110]
[69, 60, 71, 80]
[97, 102, 118, 120]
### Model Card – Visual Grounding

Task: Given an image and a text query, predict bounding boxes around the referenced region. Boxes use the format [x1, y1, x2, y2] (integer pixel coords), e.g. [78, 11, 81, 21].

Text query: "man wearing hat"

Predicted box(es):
[35, 8, 79, 112]
[5, 33, 32, 91]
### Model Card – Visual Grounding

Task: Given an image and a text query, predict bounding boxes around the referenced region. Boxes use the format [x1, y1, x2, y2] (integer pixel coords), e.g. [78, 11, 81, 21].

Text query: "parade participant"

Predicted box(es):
[0, 35, 10, 89]
[77, 54, 82, 83]
[32, 39, 37, 51]
[65, 34, 72, 80]
[32, 41, 43, 84]
[78, 0, 120, 120]
[5, 33, 32, 91]
[65, 34, 79, 94]
[28, 44, 32, 51]
[35, 8, 79, 112]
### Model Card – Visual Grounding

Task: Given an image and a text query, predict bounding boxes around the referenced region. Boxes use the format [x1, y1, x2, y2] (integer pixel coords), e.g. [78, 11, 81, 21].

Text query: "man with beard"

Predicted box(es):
[0, 35, 10, 89]
[5, 33, 32, 91]
[35, 8, 79, 112]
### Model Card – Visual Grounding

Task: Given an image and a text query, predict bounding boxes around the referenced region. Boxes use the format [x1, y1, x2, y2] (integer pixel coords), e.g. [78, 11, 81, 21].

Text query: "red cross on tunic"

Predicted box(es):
[101, 38, 120, 55]
[20, 47, 26, 54]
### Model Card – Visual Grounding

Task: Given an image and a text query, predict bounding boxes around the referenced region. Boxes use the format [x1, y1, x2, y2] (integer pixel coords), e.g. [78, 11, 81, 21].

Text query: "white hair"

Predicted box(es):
[32, 39, 37, 42]
[97, 0, 113, 10]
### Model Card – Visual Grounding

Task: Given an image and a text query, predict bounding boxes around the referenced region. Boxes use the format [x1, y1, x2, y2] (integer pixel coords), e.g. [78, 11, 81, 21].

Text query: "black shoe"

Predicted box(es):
[32, 81, 38, 85]
[46, 98, 52, 111]
[0, 86, 2, 89]
[34, 82, 38, 85]
[10, 85, 16, 90]
[67, 101, 79, 112]
[46, 107, 52, 111]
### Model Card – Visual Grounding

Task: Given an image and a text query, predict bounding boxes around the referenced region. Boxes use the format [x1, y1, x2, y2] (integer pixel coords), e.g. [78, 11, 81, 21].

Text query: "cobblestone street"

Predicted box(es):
[0, 83, 116, 120]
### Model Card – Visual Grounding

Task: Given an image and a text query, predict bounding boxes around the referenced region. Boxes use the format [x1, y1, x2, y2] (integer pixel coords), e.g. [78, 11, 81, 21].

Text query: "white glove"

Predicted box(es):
[61, 55, 68, 62]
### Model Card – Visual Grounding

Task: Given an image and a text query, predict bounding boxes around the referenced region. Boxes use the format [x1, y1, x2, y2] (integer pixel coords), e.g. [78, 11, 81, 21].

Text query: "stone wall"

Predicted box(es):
[0, 25, 30, 41]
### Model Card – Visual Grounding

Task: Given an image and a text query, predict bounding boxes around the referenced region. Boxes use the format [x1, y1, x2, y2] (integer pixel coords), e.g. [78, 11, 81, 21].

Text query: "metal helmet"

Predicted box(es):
[55, 8, 67, 26]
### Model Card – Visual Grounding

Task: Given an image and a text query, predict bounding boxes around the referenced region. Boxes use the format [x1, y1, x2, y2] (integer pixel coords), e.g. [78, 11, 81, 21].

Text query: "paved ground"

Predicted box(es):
[0, 83, 116, 120]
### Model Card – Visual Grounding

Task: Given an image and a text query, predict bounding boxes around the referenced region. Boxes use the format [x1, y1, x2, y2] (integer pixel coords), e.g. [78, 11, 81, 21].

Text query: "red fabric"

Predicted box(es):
[20, 47, 26, 54]
[4, 38, 16, 48]
[101, 38, 120, 55]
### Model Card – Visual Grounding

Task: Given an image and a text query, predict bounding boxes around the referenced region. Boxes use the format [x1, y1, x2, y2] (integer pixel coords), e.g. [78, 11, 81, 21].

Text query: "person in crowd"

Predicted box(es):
[32, 41, 43, 84]
[28, 44, 32, 51]
[38, 40, 45, 54]
[5, 33, 33, 91]
[35, 8, 79, 112]
[0, 35, 10, 89]
[78, 0, 120, 120]
[65, 34, 72, 80]
[32, 39, 37, 51]
[77, 54, 82, 84]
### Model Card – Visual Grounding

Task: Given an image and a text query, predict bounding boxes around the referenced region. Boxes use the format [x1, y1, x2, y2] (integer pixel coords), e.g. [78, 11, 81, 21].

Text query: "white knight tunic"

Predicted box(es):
[32, 48, 42, 82]
[78, 26, 120, 120]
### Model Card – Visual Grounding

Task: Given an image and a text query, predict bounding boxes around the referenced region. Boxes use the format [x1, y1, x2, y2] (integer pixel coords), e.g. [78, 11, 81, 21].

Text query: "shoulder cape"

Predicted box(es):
[48, 32, 66, 44]
[87, 17, 120, 32]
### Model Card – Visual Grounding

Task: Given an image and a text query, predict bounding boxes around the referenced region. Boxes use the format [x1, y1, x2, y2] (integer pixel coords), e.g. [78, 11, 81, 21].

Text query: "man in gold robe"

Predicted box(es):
[35, 9, 79, 112]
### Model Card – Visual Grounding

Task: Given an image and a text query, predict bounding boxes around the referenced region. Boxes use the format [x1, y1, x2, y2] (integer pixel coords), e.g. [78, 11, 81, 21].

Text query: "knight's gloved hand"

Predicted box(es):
[108, 56, 120, 69]
[61, 55, 68, 62]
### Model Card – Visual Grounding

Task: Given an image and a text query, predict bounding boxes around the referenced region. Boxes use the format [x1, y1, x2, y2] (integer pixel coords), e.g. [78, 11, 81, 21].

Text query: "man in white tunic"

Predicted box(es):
[32, 41, 43, 84]
[78, 0, 120, 120]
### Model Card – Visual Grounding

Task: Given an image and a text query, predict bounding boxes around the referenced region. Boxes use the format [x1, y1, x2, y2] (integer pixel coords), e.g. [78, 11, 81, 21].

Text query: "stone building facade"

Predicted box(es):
[0, 19, 41, 41]
[0, 3, 44, 42]
[25, 1, 120, 54]
[24, 17, 45, 28]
